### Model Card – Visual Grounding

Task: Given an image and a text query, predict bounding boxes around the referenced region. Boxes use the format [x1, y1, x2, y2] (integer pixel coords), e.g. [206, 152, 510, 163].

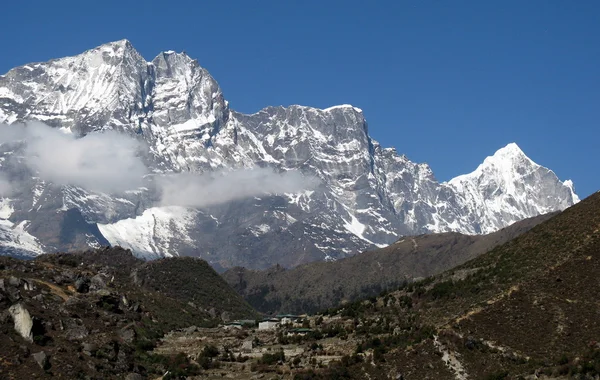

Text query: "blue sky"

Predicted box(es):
[1, 0, 598, 197]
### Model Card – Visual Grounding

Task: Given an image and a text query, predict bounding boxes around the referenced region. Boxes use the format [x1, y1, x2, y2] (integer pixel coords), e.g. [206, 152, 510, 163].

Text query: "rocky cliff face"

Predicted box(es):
[0, 40, 579, 269]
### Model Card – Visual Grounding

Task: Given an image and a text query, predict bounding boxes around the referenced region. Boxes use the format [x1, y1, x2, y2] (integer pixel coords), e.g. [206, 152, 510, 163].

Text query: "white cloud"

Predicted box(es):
[0, 122, 148, 193]
[0, 122, 319, 206]
[0, 173, 13, 197]
[157, 168, 318, 208]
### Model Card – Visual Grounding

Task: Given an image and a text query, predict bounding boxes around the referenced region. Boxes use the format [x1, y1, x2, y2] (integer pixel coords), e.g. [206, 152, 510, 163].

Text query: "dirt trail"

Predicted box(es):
[28, 278, 71, 301]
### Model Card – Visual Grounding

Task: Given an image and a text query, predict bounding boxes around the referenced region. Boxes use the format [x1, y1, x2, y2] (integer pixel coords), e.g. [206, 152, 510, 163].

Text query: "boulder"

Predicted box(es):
[62, 318, 89, 341]
[221, 311, 231, 323]
[74, 277, 89, 293]
[183, 326, 198, 334]
[82, 342, 97, 356]
[90, 274, 106, 291]
[32, 351, 49, 370]
[119, 327, 135, 343]
[22, 280, 35, 291]
[8, 276, 21, 287]
[5, 286, 21, 302]
[8, 303, 33, 342]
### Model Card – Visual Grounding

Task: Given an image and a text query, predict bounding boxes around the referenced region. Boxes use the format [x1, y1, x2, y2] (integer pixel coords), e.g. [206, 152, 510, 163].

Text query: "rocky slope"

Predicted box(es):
[0, 247, 257, 379]
[0, 40, 579, 269]
[313, 190, 600, 379]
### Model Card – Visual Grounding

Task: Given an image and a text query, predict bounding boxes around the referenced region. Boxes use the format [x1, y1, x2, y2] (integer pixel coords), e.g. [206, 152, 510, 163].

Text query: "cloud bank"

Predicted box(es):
[0, 122, 147, 193]
[0, 174, 12, 197]
[0, 122, 318, 207]
[157, 168, 318, 208]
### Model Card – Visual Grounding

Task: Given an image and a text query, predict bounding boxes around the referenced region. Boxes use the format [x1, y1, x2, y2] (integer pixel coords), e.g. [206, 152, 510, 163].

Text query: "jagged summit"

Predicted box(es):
[0, 42, 580, 268]
[446, 142, 578, 234]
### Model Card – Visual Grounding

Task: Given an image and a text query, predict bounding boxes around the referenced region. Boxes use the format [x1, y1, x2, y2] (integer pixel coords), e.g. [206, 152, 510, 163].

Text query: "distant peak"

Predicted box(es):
[152, 49, 196, 67]
[448, 142, 539, 185]
[483, 142, 533, 166]
[96, 39, 134, 50]
[323, 104, 363, 113]
[88, 39, 141, 60]
[495, 142, 525, 156]
[111, 39, 132, 46]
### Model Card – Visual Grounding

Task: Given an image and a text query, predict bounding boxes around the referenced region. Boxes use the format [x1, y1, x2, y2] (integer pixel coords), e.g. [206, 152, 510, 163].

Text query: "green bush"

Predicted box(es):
[259, 350, 285, 365]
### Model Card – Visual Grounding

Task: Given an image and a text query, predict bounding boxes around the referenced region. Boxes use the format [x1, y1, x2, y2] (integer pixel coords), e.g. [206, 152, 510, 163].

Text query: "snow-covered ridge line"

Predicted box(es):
[0, 40, 579, 267]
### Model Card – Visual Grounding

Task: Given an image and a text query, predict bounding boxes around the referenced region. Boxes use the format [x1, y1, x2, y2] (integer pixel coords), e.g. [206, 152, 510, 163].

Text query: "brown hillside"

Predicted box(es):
[223, 212, 554, 315]
[0, 247, 258, 379]
[318, 191, 600, 379]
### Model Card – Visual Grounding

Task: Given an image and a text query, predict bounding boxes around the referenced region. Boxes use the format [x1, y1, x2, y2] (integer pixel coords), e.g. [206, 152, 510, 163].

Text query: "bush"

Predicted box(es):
[260, 350, 285, 365]
[200, 345, 219, 358]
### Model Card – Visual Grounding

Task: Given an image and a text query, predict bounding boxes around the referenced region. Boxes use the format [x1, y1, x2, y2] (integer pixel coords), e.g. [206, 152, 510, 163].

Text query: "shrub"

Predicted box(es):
[260, 350, 285, 365]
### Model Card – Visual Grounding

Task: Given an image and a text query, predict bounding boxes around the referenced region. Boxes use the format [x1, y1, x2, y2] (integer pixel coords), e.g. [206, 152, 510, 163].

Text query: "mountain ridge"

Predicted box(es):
[0, 40, 579, 269]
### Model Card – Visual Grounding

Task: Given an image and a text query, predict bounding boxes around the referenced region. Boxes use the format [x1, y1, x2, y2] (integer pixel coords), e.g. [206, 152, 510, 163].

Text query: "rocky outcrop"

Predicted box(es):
[8, 303, 33, 342]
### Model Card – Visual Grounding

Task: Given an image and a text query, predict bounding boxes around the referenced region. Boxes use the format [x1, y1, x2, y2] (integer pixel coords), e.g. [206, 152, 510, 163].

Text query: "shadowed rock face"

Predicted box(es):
[0, 40, 579, 269]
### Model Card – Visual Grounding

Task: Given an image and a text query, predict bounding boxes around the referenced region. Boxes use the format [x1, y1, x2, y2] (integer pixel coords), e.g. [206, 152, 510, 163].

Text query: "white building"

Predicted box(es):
[258, 319, 280, 330]
[280, 317, 293, 325]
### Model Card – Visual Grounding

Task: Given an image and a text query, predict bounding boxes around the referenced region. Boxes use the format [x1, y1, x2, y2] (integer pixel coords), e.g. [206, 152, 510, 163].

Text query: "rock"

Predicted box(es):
[63, 318, 89, 341]
[183, 326, 198, 334]
[90, 274, 106, 291]
[130, 270, 142, 286]
[8, 303, 33, 342]
[96, 289, 111, 297]
[0, 278, 5, 291]
[221, 311, 231, 323]
[74, 277, 89, 293]
[465, 336, 477, 350]
[32, 351, 49, 370]
[125, 374, 143, 380]
[33, 294, 44, 302]
[62, 270, 76, 280]
[8, 276, 21, 287]
[52, 275, 65, 285]
[66, 326, 89, 341]
[5, 286, 21, 302]
[119, 327, 135, 343]
[82, 342, 97, 356]
[22, 280, 35, 291]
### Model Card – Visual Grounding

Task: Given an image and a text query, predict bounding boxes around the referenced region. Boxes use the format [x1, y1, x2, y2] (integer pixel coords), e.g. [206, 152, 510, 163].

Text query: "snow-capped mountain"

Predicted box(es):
[0, 40, 579, 269]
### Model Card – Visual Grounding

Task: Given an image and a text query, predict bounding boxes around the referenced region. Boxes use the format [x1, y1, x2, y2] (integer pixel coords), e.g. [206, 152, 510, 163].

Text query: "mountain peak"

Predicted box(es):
[323, 104, 363, 114]
[492, 142, 526, 159]
[480, 142, 536, 171]
[91, 39, 138, 57]
[449, 143, 541, 189]
[151, 49, 197, 70]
